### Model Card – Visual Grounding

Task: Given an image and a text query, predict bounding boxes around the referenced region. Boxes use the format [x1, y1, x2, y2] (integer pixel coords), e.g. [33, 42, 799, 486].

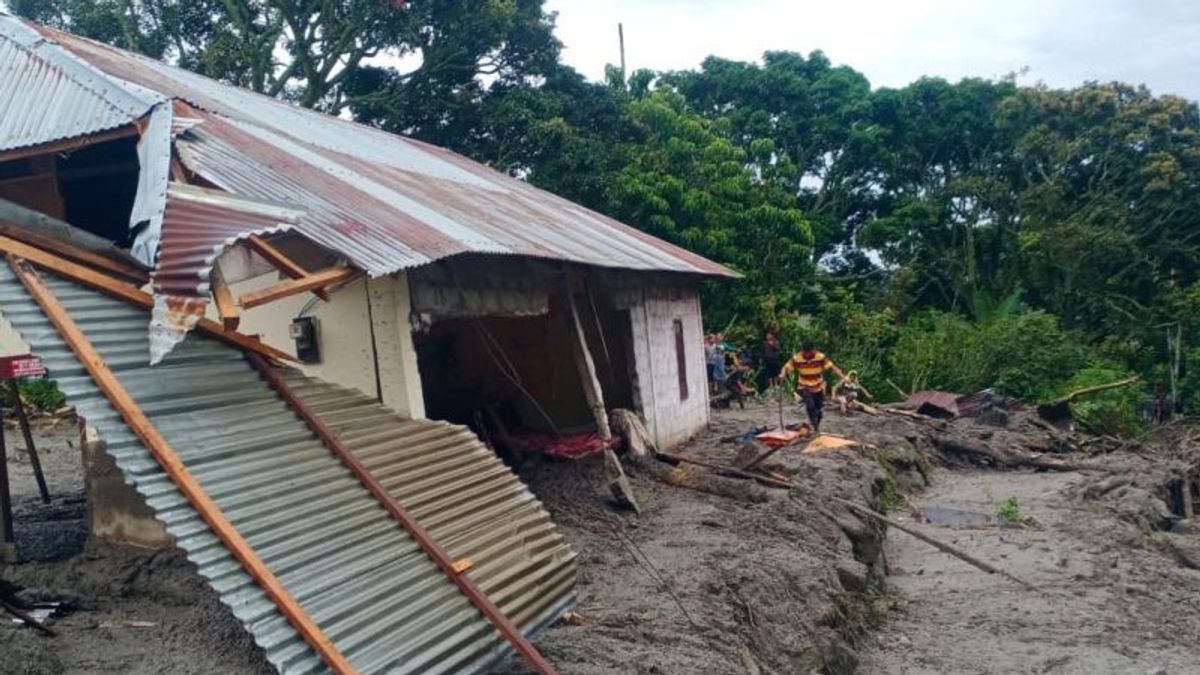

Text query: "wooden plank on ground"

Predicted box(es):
[245, 235, 331, 301]
[0, 234, 295, 363]
[6, 255, 355, 674]
[239, 266, 358, 310]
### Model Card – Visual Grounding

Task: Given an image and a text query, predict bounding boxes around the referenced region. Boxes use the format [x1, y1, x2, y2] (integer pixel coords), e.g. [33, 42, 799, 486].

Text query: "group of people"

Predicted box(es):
[704, 331, 872, 433]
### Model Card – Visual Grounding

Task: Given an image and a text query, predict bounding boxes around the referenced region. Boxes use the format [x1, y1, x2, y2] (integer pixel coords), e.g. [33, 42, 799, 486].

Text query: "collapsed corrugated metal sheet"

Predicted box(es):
[0, 264, 541, 674]
[155, 183, 301, 298]
[0, 16, 156, 151]
[29, 23, 738, 280]
[279, 371, 577, 635]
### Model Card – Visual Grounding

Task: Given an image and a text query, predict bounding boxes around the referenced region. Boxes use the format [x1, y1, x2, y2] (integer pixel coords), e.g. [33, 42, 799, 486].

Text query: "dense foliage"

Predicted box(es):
[18, 1, 1200, 430]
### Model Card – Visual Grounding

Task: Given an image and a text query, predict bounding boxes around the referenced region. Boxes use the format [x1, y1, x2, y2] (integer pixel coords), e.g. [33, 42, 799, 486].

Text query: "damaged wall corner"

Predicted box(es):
[79, 423, 173, 550]
[231, 270, 427, 420]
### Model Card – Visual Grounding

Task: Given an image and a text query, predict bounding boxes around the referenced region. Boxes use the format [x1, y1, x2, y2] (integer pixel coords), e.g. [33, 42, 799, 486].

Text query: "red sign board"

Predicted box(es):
[0, 354, 46, 380]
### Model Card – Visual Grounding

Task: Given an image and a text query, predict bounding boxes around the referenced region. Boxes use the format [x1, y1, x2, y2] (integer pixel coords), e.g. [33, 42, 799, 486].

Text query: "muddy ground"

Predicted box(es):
[2, 401, 1199, 674]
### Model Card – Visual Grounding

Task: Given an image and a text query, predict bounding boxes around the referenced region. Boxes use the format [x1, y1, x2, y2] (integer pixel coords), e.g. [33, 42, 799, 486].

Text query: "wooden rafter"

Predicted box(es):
[6, 255, 355, 674]
[0, 219, 147, 285]
[0, 233, 296, 363]
[245, 234, 331, 301]
[0, 125, 140, 164]
[210, 267, 239, 331]
[239, 265, 359, 310]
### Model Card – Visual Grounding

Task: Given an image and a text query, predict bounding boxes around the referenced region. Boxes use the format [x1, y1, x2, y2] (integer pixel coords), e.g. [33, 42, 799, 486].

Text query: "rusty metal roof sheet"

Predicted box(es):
[30, 23, 737, 280]
[280, 371, 577, 636]
[154, 183, 301, 298]
[0, 16, 157, 151]
[0, 264, 550, 674]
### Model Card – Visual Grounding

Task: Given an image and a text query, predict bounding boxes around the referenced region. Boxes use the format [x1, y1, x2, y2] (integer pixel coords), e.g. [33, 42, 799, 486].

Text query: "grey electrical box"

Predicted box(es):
[290, 316, 320, 363]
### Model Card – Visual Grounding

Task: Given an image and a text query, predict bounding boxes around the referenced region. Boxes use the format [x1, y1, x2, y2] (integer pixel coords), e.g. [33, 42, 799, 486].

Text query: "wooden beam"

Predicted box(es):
[248, 354, 560, 675]
[6, 256, 355, 674]
[239, 266, 358, 310]
[245, 235, 331, 301]
[0, 219, 147, 285]
[0, 234, 296, 364]
[210, 267, 240, 331]
[0, 125, 140, 164]
[562, 274, 641, 513]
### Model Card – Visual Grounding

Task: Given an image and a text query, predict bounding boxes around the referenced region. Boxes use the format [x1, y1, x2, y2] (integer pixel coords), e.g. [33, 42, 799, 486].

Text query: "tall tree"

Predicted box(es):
[12, 0, 560, 134]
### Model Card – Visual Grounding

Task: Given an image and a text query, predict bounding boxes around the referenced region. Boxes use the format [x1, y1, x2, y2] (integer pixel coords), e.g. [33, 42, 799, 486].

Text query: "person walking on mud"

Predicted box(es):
[779, 341, 845, 432]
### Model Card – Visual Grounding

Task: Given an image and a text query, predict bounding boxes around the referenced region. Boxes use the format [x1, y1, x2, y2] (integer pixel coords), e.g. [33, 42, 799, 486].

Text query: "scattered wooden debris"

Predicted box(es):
[0, 596, 58, 637]
[933, 436, 1102, 473]
[833, 498, 1037, 590]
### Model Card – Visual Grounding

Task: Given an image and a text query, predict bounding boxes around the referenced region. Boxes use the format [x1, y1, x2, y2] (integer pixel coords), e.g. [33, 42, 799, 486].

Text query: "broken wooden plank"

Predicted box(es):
[7, 256, 355, 674]
[0, 218, 147, 285]
[239, 265, 358, 309]
[210, 268, 239, 331]
[0, 595, 58, 637]
[0, 233, 296, 364]
[245, 234, 332, 301]
[833, 497, 1037, 590]
[656, 452, 792, 489]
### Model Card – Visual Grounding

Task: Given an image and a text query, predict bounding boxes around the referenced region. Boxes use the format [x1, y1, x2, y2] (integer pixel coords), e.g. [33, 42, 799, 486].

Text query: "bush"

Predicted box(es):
[1056, 365, 1144, 437]
[5, 379, 67, 412]
[888, 309, 1085, 401]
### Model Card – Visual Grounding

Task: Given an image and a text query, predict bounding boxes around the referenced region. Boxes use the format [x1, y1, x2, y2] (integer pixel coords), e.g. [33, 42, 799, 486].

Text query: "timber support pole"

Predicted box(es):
[248, 354, 560, 675]
[562, 272, 640, 514]
[6, 255, 356, 675]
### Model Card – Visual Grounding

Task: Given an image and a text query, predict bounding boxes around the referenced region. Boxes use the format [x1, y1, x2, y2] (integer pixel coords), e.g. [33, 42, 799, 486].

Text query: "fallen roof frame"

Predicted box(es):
[250, 355, 561, 675]
[6, 254, 356, 674]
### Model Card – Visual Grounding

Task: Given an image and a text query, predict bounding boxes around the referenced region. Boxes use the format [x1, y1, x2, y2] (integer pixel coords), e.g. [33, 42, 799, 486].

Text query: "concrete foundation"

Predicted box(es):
[80, 425, 172, 550]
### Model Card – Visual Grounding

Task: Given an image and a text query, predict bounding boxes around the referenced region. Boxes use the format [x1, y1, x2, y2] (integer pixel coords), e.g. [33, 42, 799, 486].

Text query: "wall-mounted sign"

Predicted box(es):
[0, 354, 45, 380]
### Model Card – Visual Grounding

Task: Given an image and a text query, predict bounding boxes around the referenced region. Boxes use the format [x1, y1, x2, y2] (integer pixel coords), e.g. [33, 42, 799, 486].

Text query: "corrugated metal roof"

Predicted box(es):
[0, 16, 156, 151]
[154, 183, 302, 297]
[27, 23, 737, 280]
[279, 371, 576, 636]
[0, 264, 541, 674]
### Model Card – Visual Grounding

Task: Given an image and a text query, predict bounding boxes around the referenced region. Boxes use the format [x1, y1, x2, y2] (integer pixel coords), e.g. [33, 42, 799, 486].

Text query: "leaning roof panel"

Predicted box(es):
[29, 23, 738, 279]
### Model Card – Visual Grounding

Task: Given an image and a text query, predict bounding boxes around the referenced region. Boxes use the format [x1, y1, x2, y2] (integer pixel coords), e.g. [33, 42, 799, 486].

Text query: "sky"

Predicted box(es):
[544, 0, 1200, 101]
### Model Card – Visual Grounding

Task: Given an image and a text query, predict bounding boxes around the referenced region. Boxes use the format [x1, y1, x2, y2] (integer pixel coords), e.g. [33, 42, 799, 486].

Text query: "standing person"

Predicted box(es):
[704, 334, 718, 388]
[759, 331, 782, 391]
[779, 341, 845, 432]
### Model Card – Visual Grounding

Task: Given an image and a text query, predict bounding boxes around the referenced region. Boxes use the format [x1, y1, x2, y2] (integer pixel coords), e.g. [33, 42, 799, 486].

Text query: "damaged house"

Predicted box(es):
[0, 14, 735, 675]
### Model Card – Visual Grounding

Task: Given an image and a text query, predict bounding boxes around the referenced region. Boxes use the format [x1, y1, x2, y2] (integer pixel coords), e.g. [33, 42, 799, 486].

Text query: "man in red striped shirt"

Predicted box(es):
[779, 341, 845, 432]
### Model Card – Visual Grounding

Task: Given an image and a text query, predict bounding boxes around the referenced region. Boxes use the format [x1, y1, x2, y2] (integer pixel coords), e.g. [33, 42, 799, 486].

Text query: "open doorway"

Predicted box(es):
[412, 291, 637, 443]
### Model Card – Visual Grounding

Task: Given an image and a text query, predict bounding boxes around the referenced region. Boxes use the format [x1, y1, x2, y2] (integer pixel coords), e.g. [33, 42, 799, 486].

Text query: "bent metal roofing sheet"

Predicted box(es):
[0, 16, 157, 152]
[0, 263, 571, 674]
[24, 22, 737, 280]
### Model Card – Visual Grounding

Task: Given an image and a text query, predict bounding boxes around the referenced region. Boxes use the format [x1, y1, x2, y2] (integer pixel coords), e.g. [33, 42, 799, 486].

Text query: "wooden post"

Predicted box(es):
[0, 397, 15, 562]
[562, 274, 639, 513]
[563, 277, 610, 440]
[9, 382, 49, 503]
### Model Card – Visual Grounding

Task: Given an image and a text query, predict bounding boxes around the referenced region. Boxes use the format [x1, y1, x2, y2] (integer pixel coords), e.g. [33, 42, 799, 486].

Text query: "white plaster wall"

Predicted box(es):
[627, 282, 710, 449]
[224, 271, 426, 419]
[0, 310, 29, 357]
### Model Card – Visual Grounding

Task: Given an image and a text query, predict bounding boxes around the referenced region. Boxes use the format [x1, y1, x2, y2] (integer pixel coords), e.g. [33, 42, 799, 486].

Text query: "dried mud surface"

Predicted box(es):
[10, 400, 1194, 675]
[2, 405, 896, 675]
[859, 421, 1200, 674]
[859, 467, 1200, 674]
[502, 404, 910, 675]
